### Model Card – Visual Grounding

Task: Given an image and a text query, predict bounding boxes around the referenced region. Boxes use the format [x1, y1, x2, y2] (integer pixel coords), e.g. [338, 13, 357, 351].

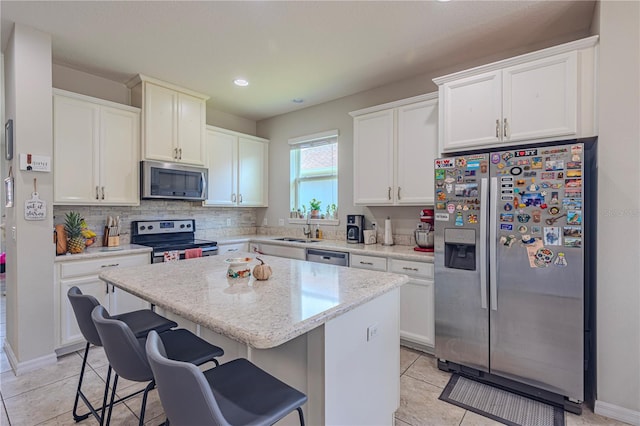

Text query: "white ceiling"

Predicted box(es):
[1, 1, 596, 122]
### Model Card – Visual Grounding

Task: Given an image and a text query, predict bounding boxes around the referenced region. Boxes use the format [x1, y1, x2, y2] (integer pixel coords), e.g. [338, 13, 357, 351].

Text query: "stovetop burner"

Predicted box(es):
[131, 219, 217, 252]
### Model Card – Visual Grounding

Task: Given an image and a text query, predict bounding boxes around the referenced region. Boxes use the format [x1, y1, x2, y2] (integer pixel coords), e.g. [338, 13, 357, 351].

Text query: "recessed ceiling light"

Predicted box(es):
[436, 0, 451, 2]
[234, 79, 249, 87]
[292, 98, 304, 104]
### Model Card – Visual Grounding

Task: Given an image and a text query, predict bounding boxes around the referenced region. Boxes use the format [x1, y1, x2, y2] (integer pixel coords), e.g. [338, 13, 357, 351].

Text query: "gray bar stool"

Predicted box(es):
[146, 330, 308, 426]
[67, 286, 177, 424]
[92, 305, 224, 426]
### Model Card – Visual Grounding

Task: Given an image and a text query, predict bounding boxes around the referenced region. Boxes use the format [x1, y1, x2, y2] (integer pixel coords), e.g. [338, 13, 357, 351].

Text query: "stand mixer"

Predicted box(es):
[414, 209, 434, 252]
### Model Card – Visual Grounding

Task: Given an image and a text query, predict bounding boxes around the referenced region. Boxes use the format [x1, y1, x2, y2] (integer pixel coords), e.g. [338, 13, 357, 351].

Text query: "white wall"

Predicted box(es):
[3, 24, 56, 369]
[52, 63, 129, 104]
[595, 0, 640, 420]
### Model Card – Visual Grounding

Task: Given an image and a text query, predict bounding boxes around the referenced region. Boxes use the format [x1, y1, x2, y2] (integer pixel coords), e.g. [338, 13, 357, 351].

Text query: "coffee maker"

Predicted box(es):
[346, 215, 364, 244]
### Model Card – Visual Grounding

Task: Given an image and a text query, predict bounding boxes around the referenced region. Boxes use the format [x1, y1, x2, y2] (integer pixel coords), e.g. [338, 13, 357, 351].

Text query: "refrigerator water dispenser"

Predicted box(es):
[444, 228, 476, 271]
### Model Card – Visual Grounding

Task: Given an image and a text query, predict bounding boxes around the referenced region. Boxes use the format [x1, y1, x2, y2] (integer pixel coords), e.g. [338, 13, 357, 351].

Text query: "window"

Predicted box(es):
[289, 130, 338, 221]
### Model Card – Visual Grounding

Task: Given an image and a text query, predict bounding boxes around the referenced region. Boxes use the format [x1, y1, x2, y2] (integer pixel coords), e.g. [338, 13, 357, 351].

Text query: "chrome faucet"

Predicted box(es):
[302, 214, 312, 239]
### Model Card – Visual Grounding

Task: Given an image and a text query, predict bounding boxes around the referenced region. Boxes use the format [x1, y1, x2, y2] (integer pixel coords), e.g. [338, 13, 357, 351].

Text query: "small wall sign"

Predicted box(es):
[24, 178, 47, 221]
[19, 153, 51, 172]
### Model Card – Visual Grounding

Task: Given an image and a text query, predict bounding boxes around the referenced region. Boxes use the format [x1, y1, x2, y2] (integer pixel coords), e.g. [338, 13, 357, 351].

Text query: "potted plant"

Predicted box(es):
[309, 199, 321, 218]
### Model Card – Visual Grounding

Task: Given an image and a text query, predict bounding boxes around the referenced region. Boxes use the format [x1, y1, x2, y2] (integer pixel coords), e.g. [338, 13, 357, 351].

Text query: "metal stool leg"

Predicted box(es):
[297, 407, 305, 426]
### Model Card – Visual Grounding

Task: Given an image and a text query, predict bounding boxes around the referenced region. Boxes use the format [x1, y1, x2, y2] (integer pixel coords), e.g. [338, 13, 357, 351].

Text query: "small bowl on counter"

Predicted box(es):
[224, 257, 253, 279]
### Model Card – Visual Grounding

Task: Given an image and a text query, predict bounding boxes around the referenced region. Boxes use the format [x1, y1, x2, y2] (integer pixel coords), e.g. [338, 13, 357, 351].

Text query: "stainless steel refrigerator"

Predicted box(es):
[434, 139, 596, 412]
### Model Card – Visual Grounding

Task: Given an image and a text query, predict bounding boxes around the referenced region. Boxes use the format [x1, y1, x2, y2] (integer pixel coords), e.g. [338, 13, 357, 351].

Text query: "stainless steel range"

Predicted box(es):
[131, 219, 218, 263]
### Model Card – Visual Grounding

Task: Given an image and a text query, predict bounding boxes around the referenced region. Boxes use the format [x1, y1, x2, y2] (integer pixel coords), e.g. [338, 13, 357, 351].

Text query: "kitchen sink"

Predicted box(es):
[274, 237, 321, 243]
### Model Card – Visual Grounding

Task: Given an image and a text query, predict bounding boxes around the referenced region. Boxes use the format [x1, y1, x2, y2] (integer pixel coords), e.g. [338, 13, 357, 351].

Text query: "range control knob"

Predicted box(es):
[148, 225, 154, 230]
[180, 224, 185, 229]
[187, 223, 192, 228]
[140, 226, 146, 231]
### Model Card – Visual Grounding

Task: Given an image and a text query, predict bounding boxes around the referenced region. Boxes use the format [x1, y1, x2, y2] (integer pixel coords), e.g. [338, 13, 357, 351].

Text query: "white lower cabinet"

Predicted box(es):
[249, 243, 306, 260]
[349, 254, 387, 272]
[217, 242, 249, 256]
[55, 252, 150, 352]
[389, 259, 435, 350]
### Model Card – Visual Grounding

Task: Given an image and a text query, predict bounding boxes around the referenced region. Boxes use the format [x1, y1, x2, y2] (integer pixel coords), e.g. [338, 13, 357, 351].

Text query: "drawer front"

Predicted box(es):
[218, 243, 248, 255]
[60, 253, 149, 278]
[389, 259, 434, 279]
[351, 254, 387, 271]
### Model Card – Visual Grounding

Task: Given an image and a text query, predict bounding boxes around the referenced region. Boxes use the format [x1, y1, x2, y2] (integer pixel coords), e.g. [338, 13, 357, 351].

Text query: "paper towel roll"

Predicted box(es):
[383, 217, 393, 246]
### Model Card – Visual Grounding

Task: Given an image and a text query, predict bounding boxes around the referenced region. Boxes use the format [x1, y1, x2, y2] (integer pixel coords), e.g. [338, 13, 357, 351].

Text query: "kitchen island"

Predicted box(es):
[99, 253, 407, 425]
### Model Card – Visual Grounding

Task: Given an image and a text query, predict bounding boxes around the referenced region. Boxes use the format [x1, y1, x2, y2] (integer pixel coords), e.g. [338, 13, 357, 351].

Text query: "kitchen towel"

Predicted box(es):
[383, 217, 394, 246]
[185, 248, 203, 259]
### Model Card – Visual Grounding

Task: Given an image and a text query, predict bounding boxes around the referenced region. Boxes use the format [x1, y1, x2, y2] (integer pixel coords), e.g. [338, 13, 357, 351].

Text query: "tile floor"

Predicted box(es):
[0, 293, 629, 425]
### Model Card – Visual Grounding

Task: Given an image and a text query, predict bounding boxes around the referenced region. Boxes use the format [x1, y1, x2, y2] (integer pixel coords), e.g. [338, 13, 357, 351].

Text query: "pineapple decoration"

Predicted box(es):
[64, 212, 86, 254]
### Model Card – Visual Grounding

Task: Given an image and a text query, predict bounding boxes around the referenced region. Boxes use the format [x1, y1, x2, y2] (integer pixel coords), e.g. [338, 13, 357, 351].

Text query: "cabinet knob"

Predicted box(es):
[95, 186, 100, 200]
[239, 194, 243, 203]
[398, 187, 401, 200]
[403, 267, 419, 272]
[503, 118, 509, 139]
[232, 193, 237, 202]
[388, 187, 392, 201]
[173, 147, 178, 159]
[360, 261, 374, 265]
[178, 148, 182, 160]
[101, 186, 105, 200]
[495, 119, 501, 138]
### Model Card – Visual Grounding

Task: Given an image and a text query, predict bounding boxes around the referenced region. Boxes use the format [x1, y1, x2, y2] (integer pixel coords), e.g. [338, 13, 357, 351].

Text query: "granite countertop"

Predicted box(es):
[54, 244, 152, 263]
[99, 253, 408, 349]
[217, 236, 435, 263]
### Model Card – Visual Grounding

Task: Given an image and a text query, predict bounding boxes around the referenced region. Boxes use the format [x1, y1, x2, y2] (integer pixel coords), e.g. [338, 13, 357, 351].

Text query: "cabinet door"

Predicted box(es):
[238, 137, 268, 206]
[177, 92, 206, 165]
[204, 130, 237, 206]
[59, 275, 109, 347]
[53, 95, 100, 204]
[400, 277, 435, 348]
[144, 82, 178, 162]
[353, 109, 394, 205]
[396, 99, 439, 204]
[109, 284, 149, 315]
[503, 51, 577, 142]
[100, 106, 140, 205]
[440, 70, 502, 151]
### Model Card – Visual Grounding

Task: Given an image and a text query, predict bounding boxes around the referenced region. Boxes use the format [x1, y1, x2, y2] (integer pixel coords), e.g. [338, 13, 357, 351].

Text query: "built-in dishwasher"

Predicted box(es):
[305, 248, 349, 266]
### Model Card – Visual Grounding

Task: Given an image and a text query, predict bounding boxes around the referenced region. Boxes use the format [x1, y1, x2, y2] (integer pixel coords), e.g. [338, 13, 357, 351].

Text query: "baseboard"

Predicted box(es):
[3, 339, 57, 375]
[595, 400, 640, 425]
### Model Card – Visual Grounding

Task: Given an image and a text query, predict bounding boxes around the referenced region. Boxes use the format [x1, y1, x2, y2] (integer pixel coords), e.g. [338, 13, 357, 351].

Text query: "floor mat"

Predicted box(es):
[439, 374, 565, 426]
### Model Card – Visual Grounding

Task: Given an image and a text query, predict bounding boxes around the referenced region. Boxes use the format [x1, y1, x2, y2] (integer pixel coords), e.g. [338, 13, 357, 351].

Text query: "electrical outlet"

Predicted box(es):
[226, 219, 232, 226]
[279, 218, 285, 226]
[367, 323, 379, 341]
[371, 221, 377, 230]
[263, 217, 268, 226]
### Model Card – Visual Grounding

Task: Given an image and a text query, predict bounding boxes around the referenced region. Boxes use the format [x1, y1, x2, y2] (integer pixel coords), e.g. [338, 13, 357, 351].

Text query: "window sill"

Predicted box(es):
[288, 218, 340, 226]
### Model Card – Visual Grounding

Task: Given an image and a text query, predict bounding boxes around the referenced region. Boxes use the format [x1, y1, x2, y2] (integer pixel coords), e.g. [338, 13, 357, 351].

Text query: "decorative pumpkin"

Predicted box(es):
[253, 257, 272, 281]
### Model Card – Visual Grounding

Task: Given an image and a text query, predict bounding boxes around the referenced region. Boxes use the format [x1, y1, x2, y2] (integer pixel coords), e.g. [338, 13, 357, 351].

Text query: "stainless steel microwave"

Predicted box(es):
[141, 161, 208, 201]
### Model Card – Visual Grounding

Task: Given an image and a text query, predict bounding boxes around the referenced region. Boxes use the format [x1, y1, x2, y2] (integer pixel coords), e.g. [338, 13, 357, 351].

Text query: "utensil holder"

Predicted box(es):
[107, 236, 120, 247]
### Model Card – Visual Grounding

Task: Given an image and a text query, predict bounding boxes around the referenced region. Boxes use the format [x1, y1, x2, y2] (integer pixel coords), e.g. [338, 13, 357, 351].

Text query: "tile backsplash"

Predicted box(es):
[53, 200, 258, 245]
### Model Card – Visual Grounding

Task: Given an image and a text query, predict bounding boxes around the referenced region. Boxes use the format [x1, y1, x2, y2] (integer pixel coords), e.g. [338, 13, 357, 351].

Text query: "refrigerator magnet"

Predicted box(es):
[491, 153, 501, 164]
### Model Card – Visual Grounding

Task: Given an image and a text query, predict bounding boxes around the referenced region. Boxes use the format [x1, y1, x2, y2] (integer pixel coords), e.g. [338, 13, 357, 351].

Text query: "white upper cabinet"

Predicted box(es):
[53, 89, 140, 206]
[204, 126, 269, 207]
[352, 109, 395, 205]
[435, 36, 598, 152]
[129, 75, 208, 166]
[351, 93, 439, 206]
